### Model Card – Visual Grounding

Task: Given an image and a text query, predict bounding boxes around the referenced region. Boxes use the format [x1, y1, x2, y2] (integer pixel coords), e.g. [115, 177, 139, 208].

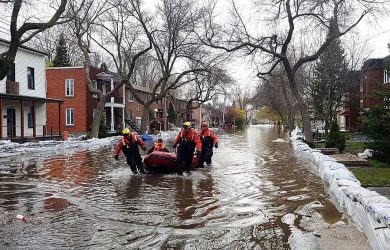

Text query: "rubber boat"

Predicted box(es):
[143, 151, 199, 172]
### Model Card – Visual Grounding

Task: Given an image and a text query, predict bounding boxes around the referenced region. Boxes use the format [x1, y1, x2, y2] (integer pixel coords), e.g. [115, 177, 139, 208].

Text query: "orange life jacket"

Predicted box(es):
[154, 143, 167, 151]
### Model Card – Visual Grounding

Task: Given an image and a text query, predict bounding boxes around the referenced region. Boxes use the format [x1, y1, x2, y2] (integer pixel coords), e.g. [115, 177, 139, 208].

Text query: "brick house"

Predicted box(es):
[125, 89, 177, 132]
[46, 67, 126, 135]
[124, 84, 153, 130]
[0, 39, 63, 141]
[360, 56, 390, 109]
[337, 71, 361, 131]
[338, 55, 390, 131]
[124, 86, 195, 132]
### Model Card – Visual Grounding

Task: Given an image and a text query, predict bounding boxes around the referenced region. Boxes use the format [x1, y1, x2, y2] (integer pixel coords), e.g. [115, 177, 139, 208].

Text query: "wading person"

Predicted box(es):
[173, 121, 201, 175]
[198, 121, 218, 167]
[114, 128, 147, 174]
[148, 138, 169, 154]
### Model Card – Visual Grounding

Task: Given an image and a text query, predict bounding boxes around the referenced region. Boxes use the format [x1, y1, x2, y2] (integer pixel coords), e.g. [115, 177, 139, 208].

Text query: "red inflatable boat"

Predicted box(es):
[143, 151, 199, 172]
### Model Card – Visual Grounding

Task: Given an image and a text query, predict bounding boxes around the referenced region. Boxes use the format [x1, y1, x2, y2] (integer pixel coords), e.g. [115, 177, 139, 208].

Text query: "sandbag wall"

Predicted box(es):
[290, 129, 390, 250]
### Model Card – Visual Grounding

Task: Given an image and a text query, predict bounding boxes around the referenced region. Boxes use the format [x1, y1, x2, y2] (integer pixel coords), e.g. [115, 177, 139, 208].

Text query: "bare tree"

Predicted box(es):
[69, 0, 152, 138]
[174, 67, 231, 124]
[253, 69, 294, 128]
[126, 0, 228, 133]
[0, 0, 68, 80]
[200, 0, 384, 142]
[30, 25, 85, 66]
[70, 0, 227, 135]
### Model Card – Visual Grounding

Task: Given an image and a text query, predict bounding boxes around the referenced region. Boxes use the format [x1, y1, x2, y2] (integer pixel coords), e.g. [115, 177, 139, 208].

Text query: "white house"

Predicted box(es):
[0, 39, 63, 141]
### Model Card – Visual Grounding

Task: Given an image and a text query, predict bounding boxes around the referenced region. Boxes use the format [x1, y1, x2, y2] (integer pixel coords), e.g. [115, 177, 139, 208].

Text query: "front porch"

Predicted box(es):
[0, 93, 64, 141]
[105, 106, 125, 132]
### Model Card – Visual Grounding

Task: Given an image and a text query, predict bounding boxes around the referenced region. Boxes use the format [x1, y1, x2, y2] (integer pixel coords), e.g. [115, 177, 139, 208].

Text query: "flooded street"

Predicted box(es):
[0, 126, 369, 249]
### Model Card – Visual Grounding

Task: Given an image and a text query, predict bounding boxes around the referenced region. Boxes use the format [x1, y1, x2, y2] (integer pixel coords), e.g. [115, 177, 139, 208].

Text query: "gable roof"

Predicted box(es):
[0, 38, 49, 56]
[362, 55, 390, 71]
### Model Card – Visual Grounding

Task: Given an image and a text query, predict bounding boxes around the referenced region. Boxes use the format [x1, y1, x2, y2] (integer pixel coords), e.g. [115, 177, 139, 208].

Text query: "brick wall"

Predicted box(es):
[46, 67, 90, 134]
[360, 69, 384, 109]
[86, 68, 99, 132]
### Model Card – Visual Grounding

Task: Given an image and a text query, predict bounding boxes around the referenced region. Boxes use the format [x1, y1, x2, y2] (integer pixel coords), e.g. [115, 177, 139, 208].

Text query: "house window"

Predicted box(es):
[7, 63, 15, 81]
[384, 69, 390, 84]
[27, 67, 35, 90]
[127, 90, 133, 102]
[65, 79, 74, 96]
[92, 80, 98, 98]
[28, 106, 34, 128]
[384, 96, 390, 109]
[66, 108, 74, 126]
[136, 102, 141, 111]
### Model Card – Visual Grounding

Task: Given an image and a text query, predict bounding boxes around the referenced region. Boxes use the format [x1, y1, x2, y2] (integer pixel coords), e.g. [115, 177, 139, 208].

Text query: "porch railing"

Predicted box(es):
[0, 125, 63, 139]
[108, 96, 124, 104]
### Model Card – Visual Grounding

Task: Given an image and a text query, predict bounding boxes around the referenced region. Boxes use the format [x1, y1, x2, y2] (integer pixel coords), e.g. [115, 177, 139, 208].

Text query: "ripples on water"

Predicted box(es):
[0, 126, 346, 249]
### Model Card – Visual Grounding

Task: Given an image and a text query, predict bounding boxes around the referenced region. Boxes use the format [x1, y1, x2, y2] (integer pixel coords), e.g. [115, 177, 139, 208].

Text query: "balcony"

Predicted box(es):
[6, 80, 19, 94]
[105, 96, 125, 108]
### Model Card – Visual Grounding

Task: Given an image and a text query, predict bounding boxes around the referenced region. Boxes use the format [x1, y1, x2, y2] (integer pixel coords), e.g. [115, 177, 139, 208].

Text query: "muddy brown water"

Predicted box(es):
[0, 125, 367, 249]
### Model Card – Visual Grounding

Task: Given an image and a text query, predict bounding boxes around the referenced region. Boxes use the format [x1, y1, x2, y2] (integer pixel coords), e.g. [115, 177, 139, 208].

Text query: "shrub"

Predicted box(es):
[98, 116, 109, 138]
[325, 121, 345, 152]
[360, 105, 390, 162]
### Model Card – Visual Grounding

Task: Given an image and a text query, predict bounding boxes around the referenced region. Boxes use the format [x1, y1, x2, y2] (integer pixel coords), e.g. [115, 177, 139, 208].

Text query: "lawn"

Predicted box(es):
[313, 135, 390, 186]
[350, 167, 390, 187]
[341, 140, 366, 155]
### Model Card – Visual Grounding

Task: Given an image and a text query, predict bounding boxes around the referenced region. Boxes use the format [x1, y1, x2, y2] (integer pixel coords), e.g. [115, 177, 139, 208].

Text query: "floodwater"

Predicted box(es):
[0, 125, 368, 249]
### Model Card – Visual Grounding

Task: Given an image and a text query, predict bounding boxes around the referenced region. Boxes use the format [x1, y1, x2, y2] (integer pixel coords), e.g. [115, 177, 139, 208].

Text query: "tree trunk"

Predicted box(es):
[139, 102, 150, 134]
[324, 119, 330, 137]
[0, 60, 11, 81]
[176, 110, 185, 125]
[287, 107, 295, 132]
[89, 99, 107, 138]
[297, 102, 313, 143]
[285, 67, 313, 143]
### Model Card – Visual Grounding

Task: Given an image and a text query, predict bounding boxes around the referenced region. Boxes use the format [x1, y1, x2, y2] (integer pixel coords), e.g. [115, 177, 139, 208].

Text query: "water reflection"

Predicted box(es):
[0, 126, 363, 249]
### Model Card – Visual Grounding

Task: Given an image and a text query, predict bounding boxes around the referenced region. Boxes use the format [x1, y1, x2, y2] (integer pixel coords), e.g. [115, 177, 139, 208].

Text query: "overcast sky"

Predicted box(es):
[1, 0, 389, 90]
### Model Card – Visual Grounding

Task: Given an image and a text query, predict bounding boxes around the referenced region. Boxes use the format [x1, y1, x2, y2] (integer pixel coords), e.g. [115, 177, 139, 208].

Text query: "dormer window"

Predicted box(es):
[385, 69, 390, 84]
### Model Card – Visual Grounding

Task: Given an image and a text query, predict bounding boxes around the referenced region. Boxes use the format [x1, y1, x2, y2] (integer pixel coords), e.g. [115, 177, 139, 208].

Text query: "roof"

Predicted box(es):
[46, 66, 84, 70]
[96, 71, 121, 82]
[0, 93, 64, 103]
[0, 38, 49, 56]
[130, 84, 156, 93]
[361, 55, 390, 71]
[96, 69, 160, 94]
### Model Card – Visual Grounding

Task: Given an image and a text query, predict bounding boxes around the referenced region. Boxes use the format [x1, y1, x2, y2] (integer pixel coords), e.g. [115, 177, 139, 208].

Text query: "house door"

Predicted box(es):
[7, 108, 16, 137]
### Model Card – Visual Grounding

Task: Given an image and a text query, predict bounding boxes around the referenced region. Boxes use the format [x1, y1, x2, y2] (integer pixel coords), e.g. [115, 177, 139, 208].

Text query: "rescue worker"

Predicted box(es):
[114, 128, 147, 174]
[173, 121, 201, 175]
[148, 138, 169, 154]
[198, 121, 218, 167]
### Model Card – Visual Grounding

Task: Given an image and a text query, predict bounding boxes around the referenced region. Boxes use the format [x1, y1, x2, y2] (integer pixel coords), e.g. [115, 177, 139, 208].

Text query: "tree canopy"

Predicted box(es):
[52, 33, 71, 67]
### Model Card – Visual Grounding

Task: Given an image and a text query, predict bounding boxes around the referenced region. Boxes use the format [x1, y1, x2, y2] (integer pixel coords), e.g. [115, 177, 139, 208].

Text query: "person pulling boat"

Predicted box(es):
[173, 121, 201, 175]
[198, 121, 218, 167]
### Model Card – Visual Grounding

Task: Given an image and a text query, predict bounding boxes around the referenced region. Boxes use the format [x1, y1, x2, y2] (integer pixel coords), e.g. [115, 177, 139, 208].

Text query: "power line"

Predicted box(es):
[357, 27, 390, 45]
